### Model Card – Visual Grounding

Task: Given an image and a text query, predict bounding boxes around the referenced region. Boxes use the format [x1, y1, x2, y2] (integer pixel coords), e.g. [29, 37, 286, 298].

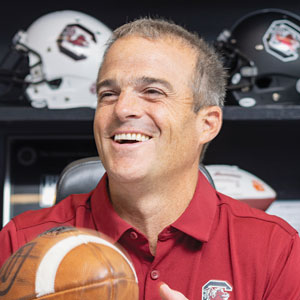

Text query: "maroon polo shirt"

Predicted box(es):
[1, 172, 300, 300]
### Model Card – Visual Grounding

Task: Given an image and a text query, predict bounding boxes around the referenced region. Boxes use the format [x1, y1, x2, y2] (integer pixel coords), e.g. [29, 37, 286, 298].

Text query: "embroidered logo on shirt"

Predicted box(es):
[202, 280, 232, 300]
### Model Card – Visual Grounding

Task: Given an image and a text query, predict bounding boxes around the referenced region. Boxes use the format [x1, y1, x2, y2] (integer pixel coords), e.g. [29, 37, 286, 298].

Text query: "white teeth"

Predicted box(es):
[114, 133, 150, 142]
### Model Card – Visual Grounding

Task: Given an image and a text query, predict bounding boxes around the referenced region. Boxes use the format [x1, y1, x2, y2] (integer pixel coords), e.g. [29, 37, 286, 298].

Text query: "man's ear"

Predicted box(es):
[196, 105, 223, 145]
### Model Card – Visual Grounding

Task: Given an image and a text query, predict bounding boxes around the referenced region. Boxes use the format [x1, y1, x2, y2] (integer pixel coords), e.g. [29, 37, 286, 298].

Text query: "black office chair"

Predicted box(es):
[55, 156, 215, 203]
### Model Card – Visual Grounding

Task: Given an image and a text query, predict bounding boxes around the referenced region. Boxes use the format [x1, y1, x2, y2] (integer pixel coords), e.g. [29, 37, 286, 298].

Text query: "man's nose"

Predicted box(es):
[114, 91, 143, 121]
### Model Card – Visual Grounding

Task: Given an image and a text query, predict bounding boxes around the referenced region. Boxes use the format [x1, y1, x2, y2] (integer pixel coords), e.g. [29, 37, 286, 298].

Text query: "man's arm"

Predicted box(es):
[264, 233, 300, 299]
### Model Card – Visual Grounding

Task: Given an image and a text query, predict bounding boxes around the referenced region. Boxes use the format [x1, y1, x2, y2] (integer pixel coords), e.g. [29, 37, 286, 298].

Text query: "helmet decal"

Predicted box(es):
[202, 280, 232, 300]
[263, 20, 300, 62]
[57, 24, 96, 61]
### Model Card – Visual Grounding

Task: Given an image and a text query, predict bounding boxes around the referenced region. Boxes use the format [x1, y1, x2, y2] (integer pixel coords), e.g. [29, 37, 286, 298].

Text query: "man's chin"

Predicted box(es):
[107, 167, 149, 184]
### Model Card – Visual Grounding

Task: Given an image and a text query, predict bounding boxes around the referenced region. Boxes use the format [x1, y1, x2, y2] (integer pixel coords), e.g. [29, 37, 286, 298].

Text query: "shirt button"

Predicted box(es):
[129, 231, 138, 240]
[150, 270, 160, 280]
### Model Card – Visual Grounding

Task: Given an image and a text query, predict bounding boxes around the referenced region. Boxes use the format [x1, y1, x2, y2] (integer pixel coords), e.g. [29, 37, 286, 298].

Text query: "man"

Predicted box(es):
[1, 18, 300, 300]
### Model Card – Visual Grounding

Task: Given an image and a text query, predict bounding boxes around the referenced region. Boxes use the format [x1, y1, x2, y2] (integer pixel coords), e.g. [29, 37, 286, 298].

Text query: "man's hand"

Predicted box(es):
[159, 283, 188, 300]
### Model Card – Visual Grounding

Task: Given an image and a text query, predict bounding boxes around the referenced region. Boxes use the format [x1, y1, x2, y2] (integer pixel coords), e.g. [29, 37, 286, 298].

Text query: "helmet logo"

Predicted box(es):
[57, 24, 96, 60]
[263, 20, 300, 62]
[202, 280, 232, 300]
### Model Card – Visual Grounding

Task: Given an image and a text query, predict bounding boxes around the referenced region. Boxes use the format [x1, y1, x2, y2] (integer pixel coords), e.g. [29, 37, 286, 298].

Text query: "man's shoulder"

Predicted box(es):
[12, 192, 92, 232]
[0, 192, 94, 267]
[217, 191, 298, 237]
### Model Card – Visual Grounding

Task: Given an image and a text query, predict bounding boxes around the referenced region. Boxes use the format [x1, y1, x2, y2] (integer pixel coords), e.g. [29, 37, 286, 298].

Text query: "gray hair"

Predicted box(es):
[99, 17, 227, 112]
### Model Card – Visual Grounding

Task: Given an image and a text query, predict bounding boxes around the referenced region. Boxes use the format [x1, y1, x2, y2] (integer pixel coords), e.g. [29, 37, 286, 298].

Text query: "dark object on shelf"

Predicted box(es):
[215, 8, 300, 108]
[0, 45, 30, 105]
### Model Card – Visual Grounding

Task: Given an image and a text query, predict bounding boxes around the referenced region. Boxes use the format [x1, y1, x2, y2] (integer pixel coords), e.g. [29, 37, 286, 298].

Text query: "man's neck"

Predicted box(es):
[108, 169, 199, 255]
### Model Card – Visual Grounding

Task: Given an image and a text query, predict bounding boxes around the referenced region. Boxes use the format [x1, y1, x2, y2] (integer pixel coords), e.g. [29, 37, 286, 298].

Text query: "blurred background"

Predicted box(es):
[1, 0, 300, 57]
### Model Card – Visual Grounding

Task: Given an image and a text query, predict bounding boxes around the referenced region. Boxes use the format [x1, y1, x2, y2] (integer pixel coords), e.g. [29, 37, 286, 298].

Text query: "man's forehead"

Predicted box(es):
[97, 35, 197, 90]
[104, 34, 197, 61]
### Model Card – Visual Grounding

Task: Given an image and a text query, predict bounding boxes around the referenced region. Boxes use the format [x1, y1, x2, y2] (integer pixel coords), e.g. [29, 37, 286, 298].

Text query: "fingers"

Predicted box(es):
[159, 283, 188, 300]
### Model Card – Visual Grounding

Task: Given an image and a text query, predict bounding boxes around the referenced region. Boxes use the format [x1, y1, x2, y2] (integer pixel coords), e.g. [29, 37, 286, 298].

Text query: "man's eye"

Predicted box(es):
[98, 91, 117, 100]
[100, 92, 113, 98]
[145, 88, 162, 94]
[143, 88, 166, 98]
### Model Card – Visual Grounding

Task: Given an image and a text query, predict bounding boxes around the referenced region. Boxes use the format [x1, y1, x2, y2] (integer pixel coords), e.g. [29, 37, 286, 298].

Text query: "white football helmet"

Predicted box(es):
[1, 10, 112, 109]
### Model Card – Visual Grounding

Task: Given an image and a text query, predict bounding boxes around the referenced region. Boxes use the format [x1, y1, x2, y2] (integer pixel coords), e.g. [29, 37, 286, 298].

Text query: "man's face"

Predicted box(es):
[94, 36, 206, 183]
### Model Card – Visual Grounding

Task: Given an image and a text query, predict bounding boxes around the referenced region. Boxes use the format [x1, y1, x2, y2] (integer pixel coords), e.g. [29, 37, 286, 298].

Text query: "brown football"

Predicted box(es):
[0, 226, 139, 299]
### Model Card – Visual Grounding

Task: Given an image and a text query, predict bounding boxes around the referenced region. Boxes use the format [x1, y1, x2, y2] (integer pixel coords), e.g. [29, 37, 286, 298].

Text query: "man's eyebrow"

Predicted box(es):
[96, 79, 117, 94]
[135, 76, 173, 92]
[96, 77, 174, 93]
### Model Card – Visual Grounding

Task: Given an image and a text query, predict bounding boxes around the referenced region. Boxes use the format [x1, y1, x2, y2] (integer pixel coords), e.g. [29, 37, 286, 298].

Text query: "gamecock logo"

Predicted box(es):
[202, 280, 232, 300]
[263, 20, 300, 62]
[57, 24, 96, 61]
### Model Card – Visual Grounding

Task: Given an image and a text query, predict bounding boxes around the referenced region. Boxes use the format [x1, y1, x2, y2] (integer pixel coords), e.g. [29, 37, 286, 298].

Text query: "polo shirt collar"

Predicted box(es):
[91, 171, 218, 244]
[91, 174, 132, 243]
[171, 171, 218, 242]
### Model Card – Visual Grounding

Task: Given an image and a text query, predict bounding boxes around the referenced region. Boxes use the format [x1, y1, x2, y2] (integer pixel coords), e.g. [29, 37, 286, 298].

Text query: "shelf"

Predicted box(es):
[1, 105, 300, 122]
[0, 106, 95, 122]
[223, 105, 300, 121]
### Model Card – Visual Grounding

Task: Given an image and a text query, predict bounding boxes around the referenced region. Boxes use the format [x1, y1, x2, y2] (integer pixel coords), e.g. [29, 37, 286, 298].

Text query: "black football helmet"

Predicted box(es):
[215, 8, 300, 107]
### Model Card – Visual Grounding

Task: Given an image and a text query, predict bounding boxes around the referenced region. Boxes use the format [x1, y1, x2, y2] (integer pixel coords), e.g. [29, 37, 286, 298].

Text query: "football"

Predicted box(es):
[0, 226, 139, 299]
[206, 164, 276, 211]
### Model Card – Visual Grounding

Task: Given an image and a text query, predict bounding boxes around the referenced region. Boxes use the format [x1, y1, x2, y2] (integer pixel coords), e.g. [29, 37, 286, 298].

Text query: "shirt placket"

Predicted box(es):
[119, 227, 179, 300]
[143, 227, 178, 300]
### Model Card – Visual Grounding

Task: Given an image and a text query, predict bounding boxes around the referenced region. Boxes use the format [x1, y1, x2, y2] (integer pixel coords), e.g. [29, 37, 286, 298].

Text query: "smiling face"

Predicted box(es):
[94, 35, 218, 184]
